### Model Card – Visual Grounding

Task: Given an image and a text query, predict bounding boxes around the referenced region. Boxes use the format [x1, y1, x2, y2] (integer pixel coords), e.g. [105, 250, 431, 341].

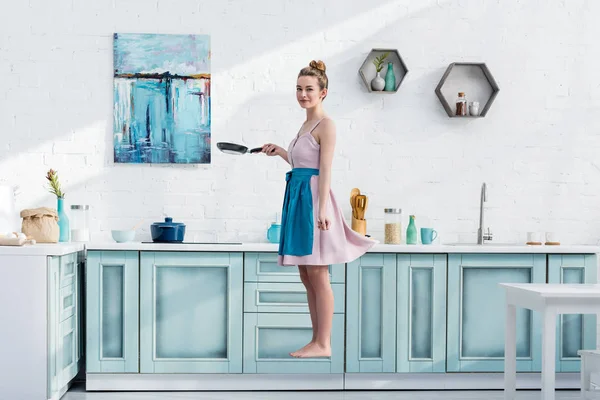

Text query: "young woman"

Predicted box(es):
[261, 60, 376, 358]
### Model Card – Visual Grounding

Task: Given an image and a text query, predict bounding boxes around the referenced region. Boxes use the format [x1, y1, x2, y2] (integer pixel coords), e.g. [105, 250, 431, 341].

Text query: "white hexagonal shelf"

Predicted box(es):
[435, 62, 500, 118]
[359, 48, 409, 93]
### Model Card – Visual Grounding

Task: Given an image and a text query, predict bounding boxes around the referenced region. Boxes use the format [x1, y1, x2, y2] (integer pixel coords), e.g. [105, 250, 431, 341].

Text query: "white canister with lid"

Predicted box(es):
[384, 208, 402, 244]
[70, 205, 90, 242]
[0, 185, 19, 233]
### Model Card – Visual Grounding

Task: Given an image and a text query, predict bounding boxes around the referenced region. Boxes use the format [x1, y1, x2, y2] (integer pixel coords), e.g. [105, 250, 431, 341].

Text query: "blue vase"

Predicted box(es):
[57, 197, 70, 242]
[384, 62, 396, 91]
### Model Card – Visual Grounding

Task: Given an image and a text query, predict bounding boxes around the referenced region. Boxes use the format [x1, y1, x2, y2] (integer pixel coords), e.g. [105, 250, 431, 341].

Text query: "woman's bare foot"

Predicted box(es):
[296, 342, 331, 358]
[289, 341, 315, 357]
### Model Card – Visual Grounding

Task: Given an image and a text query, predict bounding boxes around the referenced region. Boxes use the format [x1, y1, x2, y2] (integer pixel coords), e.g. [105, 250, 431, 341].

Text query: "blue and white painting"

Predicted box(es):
[113, 33, 211, 164]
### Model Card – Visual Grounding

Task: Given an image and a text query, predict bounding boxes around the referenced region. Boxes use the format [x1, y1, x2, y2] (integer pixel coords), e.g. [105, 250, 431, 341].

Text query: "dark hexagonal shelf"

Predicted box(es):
[435, 62, 500, 117]
[359, 48, 408, 93]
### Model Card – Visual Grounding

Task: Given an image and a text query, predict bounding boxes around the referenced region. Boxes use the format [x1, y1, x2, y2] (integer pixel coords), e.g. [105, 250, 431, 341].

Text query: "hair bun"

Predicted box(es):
[309, 60, 326, 73]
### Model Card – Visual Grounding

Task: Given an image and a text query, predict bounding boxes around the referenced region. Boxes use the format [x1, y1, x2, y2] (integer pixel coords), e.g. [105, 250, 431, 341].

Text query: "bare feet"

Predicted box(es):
[289, 341, 315, 357]
[295, 342, 331, 358]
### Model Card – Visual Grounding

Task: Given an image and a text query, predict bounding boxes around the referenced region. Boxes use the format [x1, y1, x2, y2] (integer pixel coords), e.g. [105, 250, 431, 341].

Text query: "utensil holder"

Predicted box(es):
[351, 217, 367, 236]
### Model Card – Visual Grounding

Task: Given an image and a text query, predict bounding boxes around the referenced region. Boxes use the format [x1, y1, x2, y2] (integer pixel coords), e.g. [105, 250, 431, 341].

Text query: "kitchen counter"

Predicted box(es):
[0, 242, 85, 256]
[86, 241, 600, 254]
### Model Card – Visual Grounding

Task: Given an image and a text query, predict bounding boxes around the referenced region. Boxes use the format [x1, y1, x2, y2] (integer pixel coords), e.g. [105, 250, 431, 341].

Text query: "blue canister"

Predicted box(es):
[267, 223, 281, 244]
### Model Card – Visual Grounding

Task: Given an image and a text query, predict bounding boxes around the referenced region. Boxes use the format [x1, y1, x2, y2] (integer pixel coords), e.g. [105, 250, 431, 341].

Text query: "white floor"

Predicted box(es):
[63, 383, 584, 399]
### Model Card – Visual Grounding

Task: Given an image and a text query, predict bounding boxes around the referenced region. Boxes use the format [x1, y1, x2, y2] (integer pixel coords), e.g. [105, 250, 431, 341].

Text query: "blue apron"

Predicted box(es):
[278, 168, 319, 257]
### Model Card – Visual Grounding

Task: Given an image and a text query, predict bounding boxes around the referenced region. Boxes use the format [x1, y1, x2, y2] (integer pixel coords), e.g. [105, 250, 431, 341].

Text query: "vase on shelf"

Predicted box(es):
[371, 71, 385, 91]
[57, 197, 70, 242]
[384, 62, 396, 91]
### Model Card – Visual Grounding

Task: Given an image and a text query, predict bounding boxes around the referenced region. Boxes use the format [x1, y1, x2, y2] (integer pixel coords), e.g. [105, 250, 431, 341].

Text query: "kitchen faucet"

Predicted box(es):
[477, 182, 493, 244]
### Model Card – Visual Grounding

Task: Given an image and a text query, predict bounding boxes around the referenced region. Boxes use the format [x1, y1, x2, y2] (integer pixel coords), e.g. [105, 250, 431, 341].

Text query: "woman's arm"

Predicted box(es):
[261, 144, 290, 164]
[317, 119, 336, 229]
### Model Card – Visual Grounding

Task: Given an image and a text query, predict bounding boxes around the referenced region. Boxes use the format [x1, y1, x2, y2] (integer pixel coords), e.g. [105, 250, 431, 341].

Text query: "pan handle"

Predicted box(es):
[249, 147, 263, 153]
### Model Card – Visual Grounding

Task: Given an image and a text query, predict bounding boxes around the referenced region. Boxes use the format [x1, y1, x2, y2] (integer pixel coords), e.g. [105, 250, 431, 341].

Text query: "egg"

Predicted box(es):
[17, 232, 26, 239]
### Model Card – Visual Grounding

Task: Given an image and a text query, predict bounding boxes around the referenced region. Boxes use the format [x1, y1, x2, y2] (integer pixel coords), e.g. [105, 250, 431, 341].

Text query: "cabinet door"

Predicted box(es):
[243, 312, 344, 373]
[346, 254, 396, 373]
[86, 251, 139, 373]
[548, 254, 598, 372]
[58, 316, 78, 387]
[244, 252, 345, 284]
[447, 254, 545, 372]
[140, 252, 243, 373]
[47, 256, 60, 399]
[397, 254, 447, 373]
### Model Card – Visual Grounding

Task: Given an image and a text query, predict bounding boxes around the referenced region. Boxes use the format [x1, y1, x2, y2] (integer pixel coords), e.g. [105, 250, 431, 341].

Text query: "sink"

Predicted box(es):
[444, 243, 525, 246]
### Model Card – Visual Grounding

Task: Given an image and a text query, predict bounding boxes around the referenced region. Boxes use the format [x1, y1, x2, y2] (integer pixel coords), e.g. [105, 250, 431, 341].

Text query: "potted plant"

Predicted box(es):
[46, 169, 69, 242]
[371, 52, 389, 91]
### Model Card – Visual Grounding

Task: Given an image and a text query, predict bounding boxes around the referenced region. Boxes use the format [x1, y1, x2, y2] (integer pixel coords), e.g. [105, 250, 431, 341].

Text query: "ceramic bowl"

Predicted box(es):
[111, 229, 136, 243]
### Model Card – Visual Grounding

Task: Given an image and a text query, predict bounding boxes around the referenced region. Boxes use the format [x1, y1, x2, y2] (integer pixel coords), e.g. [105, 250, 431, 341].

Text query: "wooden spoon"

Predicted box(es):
[350, 188, 360, 219]
[356, 195, 366, 220]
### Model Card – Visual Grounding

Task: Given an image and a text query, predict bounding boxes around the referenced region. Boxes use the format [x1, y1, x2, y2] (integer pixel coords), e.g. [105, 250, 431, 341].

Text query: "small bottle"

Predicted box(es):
[406, 215, 417, 245]
[384, 208, 402, 244]
[456, 92, 467, 116]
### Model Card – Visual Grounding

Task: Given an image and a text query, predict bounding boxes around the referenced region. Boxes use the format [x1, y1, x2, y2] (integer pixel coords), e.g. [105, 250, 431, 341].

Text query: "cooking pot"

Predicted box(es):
[151, 217, 186, 243]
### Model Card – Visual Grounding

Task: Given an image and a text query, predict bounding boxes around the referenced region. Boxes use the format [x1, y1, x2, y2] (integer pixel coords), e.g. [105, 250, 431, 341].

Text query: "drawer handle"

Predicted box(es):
[257, 290, 308, 305]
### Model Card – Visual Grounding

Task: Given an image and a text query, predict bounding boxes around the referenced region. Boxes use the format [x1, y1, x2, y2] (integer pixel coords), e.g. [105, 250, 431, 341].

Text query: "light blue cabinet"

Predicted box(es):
[447, 254, 546, 372]
[397, 254, 447, 373]
[140, 252, 243, 373]
[548, 254, 597, 372]
[345, 254, 397, 373]
[86, 251, 139, 373]
[243, 312, 344, 373]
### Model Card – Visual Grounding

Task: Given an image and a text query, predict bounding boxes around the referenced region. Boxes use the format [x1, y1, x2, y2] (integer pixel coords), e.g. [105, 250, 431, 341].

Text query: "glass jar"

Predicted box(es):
[384, 208, 402, 244]
[456, 91, 467, 116]
[70, 205, 90, 242]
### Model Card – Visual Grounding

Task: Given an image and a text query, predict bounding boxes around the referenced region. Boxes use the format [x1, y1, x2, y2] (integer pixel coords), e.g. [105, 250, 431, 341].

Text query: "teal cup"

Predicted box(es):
[420, 228, 438, 245]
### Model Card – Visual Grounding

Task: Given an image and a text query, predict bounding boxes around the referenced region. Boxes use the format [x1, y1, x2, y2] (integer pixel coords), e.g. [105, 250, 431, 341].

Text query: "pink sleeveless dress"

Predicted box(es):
[277, 119, 377, 267]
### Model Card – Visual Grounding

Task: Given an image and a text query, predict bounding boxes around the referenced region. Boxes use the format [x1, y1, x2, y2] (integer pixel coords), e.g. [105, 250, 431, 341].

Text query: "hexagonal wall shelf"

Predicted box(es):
[359, 48, 408, 93]
[435, 62, 500, 117]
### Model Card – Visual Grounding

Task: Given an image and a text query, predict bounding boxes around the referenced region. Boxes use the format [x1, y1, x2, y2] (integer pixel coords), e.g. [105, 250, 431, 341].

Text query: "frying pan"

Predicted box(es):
[217, 142, 263, 155]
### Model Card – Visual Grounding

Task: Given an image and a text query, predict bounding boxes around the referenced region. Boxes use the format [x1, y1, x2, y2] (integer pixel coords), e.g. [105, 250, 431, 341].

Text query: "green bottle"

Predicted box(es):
[406, 215, 417, 245]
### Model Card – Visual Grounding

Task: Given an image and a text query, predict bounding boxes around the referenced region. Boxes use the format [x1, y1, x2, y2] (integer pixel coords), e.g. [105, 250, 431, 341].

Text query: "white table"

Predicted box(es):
[500, 283, 600, 400]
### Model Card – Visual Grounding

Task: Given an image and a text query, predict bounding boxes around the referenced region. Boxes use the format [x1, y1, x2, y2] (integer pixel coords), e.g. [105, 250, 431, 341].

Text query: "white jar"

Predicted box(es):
[469, 101, 480, 116]
[70, 205, 90, 242]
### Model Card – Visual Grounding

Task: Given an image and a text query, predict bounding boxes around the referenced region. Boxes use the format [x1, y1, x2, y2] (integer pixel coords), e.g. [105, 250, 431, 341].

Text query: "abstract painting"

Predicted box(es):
[113, 33, 211, 164]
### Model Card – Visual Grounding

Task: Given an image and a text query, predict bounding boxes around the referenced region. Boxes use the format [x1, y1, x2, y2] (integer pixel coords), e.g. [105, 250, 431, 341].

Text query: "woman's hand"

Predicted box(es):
[317, 212, 331, 230]
[261, 143, 282, 156]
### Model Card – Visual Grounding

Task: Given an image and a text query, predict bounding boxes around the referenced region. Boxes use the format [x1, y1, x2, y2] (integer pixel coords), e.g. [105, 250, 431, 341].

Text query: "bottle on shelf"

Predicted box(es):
[456, 92, 467, 116]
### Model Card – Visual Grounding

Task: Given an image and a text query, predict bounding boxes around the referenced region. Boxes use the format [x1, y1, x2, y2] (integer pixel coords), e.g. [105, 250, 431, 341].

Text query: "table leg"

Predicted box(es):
[541, 309, 556, 400]
[505, 303, 517, 400]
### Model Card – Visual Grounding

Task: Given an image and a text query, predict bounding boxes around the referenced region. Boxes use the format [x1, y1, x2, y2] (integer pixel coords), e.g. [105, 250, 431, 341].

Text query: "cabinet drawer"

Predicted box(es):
[244, 282, 345, 314]
[243, 312, 344, 373]
[244, 252, 345, 284]
[59, 283, 76, 322]
[59, 253, 77, 287]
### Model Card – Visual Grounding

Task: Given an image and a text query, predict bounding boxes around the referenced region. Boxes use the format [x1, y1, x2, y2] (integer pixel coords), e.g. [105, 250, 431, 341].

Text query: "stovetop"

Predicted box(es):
[141, 242, 243, 245]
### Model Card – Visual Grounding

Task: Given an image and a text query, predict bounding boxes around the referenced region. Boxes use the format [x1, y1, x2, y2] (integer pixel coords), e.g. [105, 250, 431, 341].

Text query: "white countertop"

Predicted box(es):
[85, 242, 600, 254]
[0, 243, 85, 256]
[2, 242, 598, 256]
[499, 283, 600, 298]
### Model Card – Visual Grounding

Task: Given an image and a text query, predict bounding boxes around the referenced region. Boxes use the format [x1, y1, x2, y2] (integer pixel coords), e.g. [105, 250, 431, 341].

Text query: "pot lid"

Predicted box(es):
[152, 217, 185, 227]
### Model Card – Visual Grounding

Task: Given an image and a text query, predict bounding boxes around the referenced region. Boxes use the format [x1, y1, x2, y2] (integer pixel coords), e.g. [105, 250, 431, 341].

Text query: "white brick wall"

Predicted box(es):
[1, 0, 600, 245]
